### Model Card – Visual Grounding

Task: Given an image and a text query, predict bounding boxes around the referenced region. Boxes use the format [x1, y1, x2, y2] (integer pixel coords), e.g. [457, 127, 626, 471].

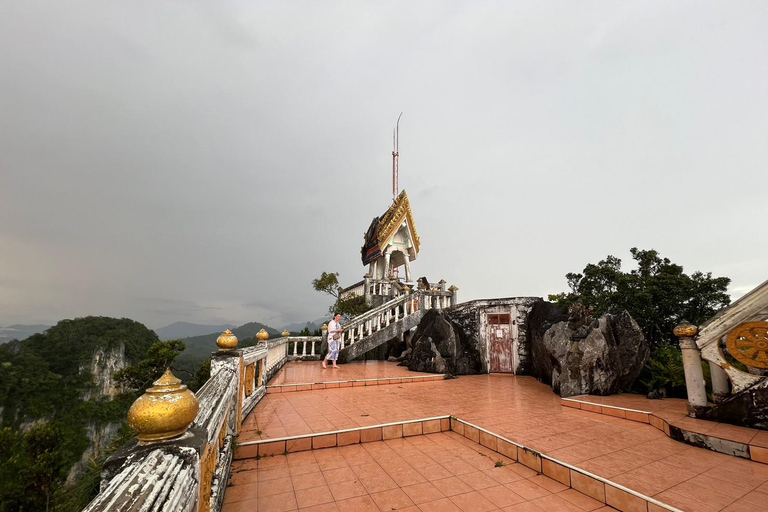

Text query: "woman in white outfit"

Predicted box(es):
[323, 313, 342, 368]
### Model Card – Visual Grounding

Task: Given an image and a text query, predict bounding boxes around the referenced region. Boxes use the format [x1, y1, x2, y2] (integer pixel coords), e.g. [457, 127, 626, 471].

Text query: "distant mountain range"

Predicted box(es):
[154, 322, 236, 341]
[153, 318, 329, 342]
[0, 324, 51, 344]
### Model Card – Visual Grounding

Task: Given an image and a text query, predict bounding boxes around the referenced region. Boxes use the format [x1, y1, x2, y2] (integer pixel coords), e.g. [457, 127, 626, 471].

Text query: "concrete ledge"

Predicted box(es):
[450, 417, 685, 512]
[562, 397, 766, 465]
[266, 374, 444, 393]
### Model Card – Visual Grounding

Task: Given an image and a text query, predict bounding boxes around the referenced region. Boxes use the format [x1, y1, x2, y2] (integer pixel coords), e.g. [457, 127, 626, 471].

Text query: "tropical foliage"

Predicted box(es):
[549, 248, 731, 397]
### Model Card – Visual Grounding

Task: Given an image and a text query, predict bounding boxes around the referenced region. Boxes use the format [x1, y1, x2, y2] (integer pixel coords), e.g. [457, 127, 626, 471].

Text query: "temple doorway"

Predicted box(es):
[487, 309, 518, 373]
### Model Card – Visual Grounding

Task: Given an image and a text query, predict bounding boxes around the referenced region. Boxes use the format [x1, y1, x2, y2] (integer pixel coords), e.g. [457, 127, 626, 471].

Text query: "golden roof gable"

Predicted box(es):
[377, 190, 420, 253]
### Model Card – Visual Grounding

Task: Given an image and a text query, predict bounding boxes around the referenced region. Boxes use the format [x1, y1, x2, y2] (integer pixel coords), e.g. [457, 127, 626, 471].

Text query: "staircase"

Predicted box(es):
[337, 290, 453, 363]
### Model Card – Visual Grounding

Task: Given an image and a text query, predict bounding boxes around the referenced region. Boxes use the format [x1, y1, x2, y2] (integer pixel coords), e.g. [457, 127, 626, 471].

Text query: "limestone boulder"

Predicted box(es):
[532, 310, 648, 397]
[404, 309, 483, 375]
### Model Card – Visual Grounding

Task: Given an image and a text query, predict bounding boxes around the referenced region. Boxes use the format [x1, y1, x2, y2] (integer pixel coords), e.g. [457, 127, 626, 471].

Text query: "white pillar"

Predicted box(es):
[384, 252, 391, 278]
[709, 361, 730, 403]
[404, 255, 412, 282]
[675, 321, 707, 416]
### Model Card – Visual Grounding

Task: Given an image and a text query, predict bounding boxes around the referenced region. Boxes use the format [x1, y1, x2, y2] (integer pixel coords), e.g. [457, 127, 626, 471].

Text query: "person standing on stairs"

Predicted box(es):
[323, 313, 342, 368]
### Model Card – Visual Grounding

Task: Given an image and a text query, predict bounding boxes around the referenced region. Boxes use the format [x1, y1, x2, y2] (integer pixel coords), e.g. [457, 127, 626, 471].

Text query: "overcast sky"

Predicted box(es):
[1, 1, 766, 330]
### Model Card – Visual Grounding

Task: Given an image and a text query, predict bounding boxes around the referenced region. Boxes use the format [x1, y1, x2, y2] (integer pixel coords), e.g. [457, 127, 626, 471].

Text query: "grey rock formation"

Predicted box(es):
[531, 309, 648, 397]
[702, 378, 768, 430]
[404, 309, 483, 374]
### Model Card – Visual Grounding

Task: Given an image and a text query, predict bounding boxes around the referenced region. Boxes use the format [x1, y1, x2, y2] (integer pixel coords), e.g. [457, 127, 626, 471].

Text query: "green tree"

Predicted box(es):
[115, 340, 186, 391]
[312, 271, 372, 319]
[549, 248, 730, 350]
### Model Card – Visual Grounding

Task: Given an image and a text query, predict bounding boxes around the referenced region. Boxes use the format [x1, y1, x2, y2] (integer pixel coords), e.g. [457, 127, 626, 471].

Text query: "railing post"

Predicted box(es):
[449, 285, 458, 307]
[675, 321, 708, 417]
[311, 339, 316, 356]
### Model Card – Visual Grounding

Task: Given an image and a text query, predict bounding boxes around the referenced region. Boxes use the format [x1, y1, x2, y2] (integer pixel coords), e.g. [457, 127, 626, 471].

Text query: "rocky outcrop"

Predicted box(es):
[66, 421, 121, 484]
[531, 310, 648, 397]
[702, 378, 768, 430]
[81, 344, 127, 400]
[404, 309, 483, 374]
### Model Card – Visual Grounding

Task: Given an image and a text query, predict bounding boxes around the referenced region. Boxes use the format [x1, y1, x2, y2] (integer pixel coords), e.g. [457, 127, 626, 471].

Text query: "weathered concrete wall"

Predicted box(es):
[448, 297, 541, 374]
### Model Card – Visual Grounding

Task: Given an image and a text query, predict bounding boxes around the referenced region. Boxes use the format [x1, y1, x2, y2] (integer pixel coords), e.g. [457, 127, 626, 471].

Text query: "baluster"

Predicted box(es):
[341, 332, 346, 349]
[302, 340, 307, 356]
[292, 342, 298, 356]
[311, 340, 316, 356]
[350, 328, 355, 344]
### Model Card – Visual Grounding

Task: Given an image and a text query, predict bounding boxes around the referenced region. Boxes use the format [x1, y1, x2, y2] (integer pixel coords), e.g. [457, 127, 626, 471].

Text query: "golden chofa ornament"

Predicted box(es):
[127, 369, 199, 444]
[673, 321, 699, 338]
[281, 330, 290, 338]
[216, 328, 238, 350]
[256, 328, 270, 342]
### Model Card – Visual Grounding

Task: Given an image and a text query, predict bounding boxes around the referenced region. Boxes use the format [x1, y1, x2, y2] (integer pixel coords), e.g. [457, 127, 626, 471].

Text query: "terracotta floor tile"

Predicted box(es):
[322, 467, 356, 484]
[530, 493, 584, 512]
[402, 481, 446, 504]
[417, 497, 464, 512]
[293, 471, 327, 491]
[295, 485, 334, 508]
[298, 503, 340, 512]
[418, 464, 454, 481]
[257, 491, 298, 512]
[258, 476, 294, 497]
[328, 479, 367, 501]
[360, 473, 399, 493]
[478, 484, 526, 508]
[504, 480, 551, 501]
[499, 503, 546, 512]
[458, 471, 498, 490]
[527, 475, 567, 494]
[432, 476, 475, 497]
[222, 482, 258, 503]
[335, 495, 380, 512]
[557, 489, 604, 511]
[220, 497, 259, 512]
[371, 488, 416, 510]
[449, 490, 498, 512]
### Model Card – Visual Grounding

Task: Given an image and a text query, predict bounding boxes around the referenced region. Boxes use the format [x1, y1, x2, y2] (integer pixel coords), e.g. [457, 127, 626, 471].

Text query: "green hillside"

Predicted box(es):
[0, 316, 160, 511]
[173, 321, 280, 379]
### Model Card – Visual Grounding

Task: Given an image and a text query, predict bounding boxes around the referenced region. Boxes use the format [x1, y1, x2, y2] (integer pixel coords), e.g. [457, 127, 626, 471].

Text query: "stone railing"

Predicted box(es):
[82, 331, 272, 512]
[287, 336, 323, 359]
[264, 336, 289, 381]
[339, 289, 454, 348]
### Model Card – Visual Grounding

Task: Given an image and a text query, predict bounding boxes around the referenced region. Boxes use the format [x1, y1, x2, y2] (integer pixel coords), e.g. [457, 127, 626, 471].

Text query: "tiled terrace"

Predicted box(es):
[231, 362, 768, 511]
[226, 431, 616, 512]
[563, 393, 768, 460]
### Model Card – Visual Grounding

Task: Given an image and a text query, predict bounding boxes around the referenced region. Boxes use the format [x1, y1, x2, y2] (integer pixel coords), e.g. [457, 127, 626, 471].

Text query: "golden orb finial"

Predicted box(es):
[281, 330, 290, 338]
[127, 369, 199, 444]
[256, 328, 270, 342]
[322, 323, 328, 331]
[673, 320, 698, 338]
[216, 328, 238, 350]
[448, 285, 459, 292]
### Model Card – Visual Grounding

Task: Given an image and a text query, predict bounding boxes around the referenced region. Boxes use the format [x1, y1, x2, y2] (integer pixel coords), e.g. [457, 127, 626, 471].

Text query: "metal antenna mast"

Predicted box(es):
[392, 113, 402, 201]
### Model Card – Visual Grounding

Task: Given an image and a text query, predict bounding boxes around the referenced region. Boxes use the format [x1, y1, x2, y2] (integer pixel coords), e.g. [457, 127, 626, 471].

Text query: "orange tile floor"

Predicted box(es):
[238, 364, 768, 511]
[268, 360, 440, 386]
[224, 431, 617, 512]
[569, 394, 768, 448]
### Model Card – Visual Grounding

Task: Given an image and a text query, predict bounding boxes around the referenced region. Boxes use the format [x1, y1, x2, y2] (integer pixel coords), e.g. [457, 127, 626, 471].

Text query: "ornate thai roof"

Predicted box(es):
[361, 190, 420, 266]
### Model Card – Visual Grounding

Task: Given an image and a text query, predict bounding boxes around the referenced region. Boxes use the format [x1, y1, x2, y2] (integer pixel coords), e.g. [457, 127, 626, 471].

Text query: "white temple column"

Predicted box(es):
[383, 253, 391, 279]
[709, 361, 730, 403]
[675, 322, 708, 416]
[404, 254, 412, 282]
